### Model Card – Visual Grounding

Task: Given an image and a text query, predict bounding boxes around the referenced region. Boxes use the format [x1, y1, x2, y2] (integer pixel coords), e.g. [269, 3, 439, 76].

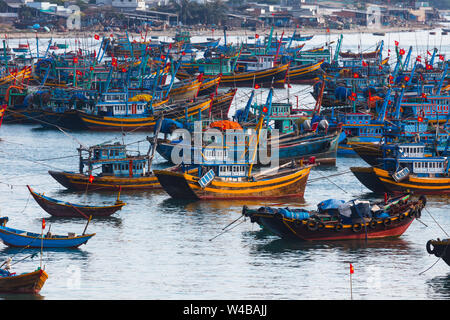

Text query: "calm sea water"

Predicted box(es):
[0, 29, 449, 300]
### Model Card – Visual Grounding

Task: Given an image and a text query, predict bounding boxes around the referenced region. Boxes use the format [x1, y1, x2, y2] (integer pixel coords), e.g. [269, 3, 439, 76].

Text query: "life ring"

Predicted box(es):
[307, 220, 319, 231]
[383, 218, 392, 227]
[334, 223, 343, 231]
[369, 220, 377, 229]
[352, 223, 362, 232]
[426, 240, 435, 255]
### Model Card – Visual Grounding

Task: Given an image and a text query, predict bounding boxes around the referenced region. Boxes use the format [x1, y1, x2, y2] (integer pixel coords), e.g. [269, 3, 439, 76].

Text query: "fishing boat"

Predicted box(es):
[49, 140, 163, 191]
[243, 194, 426, 241]
[75, 94, 209, 132]
[154, 161, 312, 200]
[27, 185, 126, 218]
[0, 267, 48, 294]
[280, 60, 325, 85]
[0, 217, 95, 248]
[351, 143, 450, 195]
[426, 238, 450, 267]
[155, 100, 314, 200]
[176, 53, 289, 88]
[289, 34, 314, 42]
[12, 44, 29, 53]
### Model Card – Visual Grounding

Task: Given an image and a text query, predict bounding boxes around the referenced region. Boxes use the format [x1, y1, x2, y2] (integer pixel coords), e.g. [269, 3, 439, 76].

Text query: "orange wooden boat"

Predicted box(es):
[0, 269, 48, 294]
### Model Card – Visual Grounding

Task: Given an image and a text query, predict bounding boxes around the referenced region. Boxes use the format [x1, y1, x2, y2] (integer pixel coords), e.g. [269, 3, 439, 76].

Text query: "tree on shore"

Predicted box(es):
[159, 0, 228, 26]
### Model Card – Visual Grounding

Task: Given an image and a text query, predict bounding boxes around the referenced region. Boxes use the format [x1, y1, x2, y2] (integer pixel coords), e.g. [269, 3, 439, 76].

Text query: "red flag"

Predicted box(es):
[394, 40, 399, 46]
[181, 51, 186, 56]
[111, 57, 118, 67]
[73, 57, 78, 64]
[121, 68, 127, 73]
[254, 84, 260, 89]
[439, 55, 444, 61]
[427, 50, 431, 55]
[350, 264, 354, 274]
[89, 175, 94, 183]
[326, 28, 330, 33]
[42, 218, 46, 230]
[362, 61, 368, 67]
[399, 48, 405, 55]
[94, 34, 100, 40]
[421, 93, 427, 99]
[255, 34, 259, 39]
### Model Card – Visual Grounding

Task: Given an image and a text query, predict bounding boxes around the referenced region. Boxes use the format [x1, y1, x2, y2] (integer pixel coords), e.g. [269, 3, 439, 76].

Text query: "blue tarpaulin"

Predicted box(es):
[156, 119, 184, 134]
[318, 199, 345, 212]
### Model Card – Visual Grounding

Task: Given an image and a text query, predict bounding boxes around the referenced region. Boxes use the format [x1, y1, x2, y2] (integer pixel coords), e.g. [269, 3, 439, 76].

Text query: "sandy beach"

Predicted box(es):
[0, 24, 439, 39]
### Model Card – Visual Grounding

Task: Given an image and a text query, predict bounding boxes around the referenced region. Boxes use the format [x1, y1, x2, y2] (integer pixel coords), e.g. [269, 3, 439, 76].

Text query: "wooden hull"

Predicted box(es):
[281, 61, 324, 85]
[371, 167, 450, 195]
[197, 76, 221, 97]
[28, 186, 126, 218]
[243, 202, 422, 241]
[167, 79, 201, 101]
[48, 170, 162, 191]
[177, 64, 289, 88]
[154, 166, 311, 200]
[77, 98, 213, 131]
[39, 109, 88, 131]
[277, 130, 341, 166]
[0, 270, 48, 294]
[426, 239, 450, 267]
[350, 167, 390, 194]
[351, 142, 382, 166]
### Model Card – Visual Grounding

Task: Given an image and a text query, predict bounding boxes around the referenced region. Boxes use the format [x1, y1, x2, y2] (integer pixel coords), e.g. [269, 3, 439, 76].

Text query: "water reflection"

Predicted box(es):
[426, 273, 450, 299]
[243, 229, 415, 255]
[0, 293, 44, 300]
[44, 216, 123, 228]
[159, 197, 307, 214]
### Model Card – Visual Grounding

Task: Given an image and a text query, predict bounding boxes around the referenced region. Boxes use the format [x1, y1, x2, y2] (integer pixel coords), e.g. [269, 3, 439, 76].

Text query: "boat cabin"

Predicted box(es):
[398, 143, 425, 158]
[79, 143, 148, 178]
[95, 92, 148, 117]
[237, 54, 275, 72]
[401, 95, 450, 121]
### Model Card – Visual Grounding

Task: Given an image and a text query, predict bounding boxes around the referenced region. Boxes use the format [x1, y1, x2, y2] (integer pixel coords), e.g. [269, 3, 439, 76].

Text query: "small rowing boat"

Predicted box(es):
[0, 268, 48, 294]
[0, 217, 95, 248]
[27, 185, 126, 218]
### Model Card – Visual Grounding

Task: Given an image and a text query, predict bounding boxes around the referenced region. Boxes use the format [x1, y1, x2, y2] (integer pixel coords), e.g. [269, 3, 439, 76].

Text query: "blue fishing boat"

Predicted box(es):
[0, 217, 95, 248]
[351, 141, 450, 195]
